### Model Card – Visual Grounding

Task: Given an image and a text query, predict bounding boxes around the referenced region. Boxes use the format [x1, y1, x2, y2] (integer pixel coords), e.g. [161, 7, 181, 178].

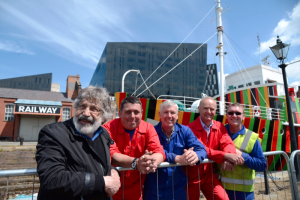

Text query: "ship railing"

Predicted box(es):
[157, 95, 286, 121]
[0, 151, 297, 200]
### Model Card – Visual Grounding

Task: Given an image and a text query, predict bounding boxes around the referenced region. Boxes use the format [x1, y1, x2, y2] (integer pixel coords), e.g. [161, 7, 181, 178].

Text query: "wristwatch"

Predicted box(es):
[131, 158, 138, 169]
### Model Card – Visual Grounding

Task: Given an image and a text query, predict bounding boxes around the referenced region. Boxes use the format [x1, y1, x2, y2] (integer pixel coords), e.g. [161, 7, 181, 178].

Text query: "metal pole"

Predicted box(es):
[121, 70, 140, 92]
[280, 63, 300, 181]
[216, 0, 225, 115]
[263, 170, 270, 194]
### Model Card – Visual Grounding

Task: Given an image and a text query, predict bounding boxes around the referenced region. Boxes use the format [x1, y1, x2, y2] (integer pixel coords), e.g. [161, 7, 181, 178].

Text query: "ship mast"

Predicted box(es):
[216, 0, 225, 115]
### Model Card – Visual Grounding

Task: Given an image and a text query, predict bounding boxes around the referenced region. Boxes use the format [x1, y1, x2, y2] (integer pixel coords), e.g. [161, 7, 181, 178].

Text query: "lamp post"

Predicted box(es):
[270, 36, 300, 181]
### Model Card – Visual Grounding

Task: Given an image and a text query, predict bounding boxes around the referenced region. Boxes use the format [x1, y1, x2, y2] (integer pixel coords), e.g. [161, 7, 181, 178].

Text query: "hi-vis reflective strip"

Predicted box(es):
[240, 130, 253, 152]
[220, 177, 254, 185]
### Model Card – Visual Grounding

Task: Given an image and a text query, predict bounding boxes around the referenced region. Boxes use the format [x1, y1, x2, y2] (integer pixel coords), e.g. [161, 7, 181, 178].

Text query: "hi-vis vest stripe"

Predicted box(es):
[240, 130, 253, 152]
[220, 177, 254, 185]
[218, 129, 258, 192]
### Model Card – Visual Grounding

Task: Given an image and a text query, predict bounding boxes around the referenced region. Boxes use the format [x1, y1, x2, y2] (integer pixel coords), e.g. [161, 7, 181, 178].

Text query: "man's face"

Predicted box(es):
[198, 99, 216, 125]
[73, 100, 103, 135]
[119, 103, 142, 130]
[226, 106, 245, 128]
[159, 105, 178, 131]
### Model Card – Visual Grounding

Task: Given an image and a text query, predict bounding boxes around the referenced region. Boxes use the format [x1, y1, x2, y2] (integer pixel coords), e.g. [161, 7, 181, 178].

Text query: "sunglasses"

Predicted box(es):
[227, 111, 242, 116]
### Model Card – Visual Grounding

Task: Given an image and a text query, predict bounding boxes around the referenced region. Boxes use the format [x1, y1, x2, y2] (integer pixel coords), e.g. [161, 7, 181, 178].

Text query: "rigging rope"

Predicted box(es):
[132, 73, 156, 99]
[223, 34, 270, 108]
[132, 3, 217, 96]
[136, 32, 217, 97]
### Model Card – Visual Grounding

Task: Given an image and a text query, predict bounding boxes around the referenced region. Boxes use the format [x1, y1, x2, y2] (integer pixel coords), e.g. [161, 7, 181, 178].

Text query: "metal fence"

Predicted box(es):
[0, 151, 298, 200]
[290, 150, 300, 200]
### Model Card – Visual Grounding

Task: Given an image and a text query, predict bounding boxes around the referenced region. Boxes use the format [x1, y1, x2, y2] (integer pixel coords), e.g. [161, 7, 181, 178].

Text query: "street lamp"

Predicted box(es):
[270, 36, 300, 181]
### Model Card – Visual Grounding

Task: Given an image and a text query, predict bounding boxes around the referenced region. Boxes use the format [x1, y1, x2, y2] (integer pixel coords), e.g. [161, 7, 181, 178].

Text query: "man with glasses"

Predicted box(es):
[187, 97, 240, 200]
[219, 103, 266, 200]
[143, 100, 207, 200]
[103, 96, 165, 200]
[36, 86, 120, 200]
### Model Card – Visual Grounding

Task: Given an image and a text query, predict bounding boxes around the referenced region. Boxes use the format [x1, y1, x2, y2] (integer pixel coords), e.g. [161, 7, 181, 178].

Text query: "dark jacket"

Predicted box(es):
[36, 118, 115, 200]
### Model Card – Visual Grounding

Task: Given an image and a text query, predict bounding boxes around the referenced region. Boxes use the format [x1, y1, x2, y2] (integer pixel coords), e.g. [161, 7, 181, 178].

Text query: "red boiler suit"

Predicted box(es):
[103, 118, 165, 200]
[186, 117, 236, 200]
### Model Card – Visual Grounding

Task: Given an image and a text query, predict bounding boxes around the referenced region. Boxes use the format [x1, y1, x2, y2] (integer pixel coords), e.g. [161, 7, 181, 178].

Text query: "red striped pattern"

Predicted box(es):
[119, 93, 127, 111]
[271, 120, 279, 151]
[181, 112, 191, 126]
[258, 119, 266, 140]
[139, 98, 148, 121]
[243, 117, 250, 129]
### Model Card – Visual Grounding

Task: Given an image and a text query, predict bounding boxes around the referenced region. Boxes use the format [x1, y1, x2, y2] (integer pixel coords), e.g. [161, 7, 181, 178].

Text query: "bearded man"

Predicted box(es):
[36, 86, 121, 200]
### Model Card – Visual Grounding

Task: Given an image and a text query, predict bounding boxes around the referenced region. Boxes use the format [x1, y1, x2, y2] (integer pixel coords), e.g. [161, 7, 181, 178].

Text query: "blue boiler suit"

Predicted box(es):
[143, 122, 207, 200]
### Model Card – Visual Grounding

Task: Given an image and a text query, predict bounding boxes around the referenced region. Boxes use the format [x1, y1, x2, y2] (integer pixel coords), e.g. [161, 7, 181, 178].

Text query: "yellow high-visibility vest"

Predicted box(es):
[218, 129, 259, 192]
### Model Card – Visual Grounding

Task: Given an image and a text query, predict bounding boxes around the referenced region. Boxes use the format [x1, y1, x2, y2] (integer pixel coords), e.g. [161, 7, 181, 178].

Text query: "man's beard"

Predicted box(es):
[73, 114, 102, 135]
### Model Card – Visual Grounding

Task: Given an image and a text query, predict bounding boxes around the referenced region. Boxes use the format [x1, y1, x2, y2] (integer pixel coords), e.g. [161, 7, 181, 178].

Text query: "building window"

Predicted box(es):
[238, 84, 244, 88]
[62, 108, 70, 121]
[246, 82, 252, 86]
[254, 81, 260, 85]
[4, 105, 14, 121]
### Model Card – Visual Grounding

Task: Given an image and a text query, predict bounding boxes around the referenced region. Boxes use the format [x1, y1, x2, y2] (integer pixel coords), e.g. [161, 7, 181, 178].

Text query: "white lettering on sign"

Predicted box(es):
[25, 107, 31, 112]
[39, 107, 47, 113]
[52, 108, 57, 113]
[19, 106, 25, 112]
[34, 107, 39, 113]
[17, 105, 60, 114]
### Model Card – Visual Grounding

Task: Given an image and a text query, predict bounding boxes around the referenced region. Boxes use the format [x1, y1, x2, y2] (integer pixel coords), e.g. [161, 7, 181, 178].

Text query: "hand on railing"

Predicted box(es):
[136, 150, 158, 174]
[221, 160, 234, 171]
[104, 169, 121, 197]
[174, 147, 199, 166]
[224, 153, 244, 166]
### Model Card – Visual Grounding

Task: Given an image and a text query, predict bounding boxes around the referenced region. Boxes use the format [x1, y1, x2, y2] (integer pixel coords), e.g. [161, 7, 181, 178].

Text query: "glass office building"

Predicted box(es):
[0, 73, 52, 91]
[204, 64, 219, 97]
[90, 42, 219, 98]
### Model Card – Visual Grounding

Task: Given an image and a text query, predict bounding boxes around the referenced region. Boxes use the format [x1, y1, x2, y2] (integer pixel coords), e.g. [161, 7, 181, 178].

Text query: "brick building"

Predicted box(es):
[0, 75, 81, 141]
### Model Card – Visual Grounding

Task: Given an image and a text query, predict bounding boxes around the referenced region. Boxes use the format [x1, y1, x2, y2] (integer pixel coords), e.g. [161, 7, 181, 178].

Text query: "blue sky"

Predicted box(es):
[0, 0, 299, 93]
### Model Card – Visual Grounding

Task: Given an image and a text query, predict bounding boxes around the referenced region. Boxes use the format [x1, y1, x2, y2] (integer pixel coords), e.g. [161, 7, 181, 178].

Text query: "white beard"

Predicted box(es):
[73, 114, 102, 135]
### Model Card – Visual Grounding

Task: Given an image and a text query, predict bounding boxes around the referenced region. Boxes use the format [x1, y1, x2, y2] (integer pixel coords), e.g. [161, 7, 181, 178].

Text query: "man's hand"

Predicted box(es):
[111, 169, 120, 179]
[136, 155, 157, 174]
[224, 153, 244, 165]
[175, 147, 199, 166]
[235, 149, 244, 165]
[221, 160, 234, 171]
[236, 148, 243, 156]
[103, 171, 121, 197]
[184, 147, 199, 166]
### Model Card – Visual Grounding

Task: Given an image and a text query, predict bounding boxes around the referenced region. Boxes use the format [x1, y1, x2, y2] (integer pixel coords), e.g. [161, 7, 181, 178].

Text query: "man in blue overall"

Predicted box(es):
[221, 103, 266, 200]
[143, 100, 207, 200]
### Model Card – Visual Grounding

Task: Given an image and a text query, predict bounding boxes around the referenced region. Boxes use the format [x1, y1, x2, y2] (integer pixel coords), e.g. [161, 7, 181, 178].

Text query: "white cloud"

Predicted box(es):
[0, 40, 34, 55]
[286, 55, 300, 83]
[260, 2, 300, 53]
[0, 1, 135, 67]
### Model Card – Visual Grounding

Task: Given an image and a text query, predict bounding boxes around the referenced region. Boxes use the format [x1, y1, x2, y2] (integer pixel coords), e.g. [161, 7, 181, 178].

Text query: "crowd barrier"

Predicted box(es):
[0, 151, 298, 200]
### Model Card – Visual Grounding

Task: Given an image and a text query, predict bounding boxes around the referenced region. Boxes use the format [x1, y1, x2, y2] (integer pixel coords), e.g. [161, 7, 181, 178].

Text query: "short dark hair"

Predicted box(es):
[226, 103, 244, 113]
[120, 96, 142, 111]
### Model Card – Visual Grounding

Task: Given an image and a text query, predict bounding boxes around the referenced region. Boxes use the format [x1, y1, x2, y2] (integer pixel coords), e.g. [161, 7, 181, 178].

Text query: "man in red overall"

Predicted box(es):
[187, 97, 243, 200]
[103, 96, 165, 200]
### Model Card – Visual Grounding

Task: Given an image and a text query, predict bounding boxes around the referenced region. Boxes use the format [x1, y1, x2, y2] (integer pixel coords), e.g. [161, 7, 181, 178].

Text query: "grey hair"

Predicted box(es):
[160, 100, 179, 113]
[74, 86, 113, 124]
[227, 103, 245, 113]
[199, 96, 216, 108]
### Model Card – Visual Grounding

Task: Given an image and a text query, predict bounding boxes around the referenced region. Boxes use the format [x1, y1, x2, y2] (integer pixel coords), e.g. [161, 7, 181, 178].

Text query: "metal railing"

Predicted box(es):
[0, 151, 298, 200]
[157, 95, 287, 121]
[290, 150, 300, 200]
